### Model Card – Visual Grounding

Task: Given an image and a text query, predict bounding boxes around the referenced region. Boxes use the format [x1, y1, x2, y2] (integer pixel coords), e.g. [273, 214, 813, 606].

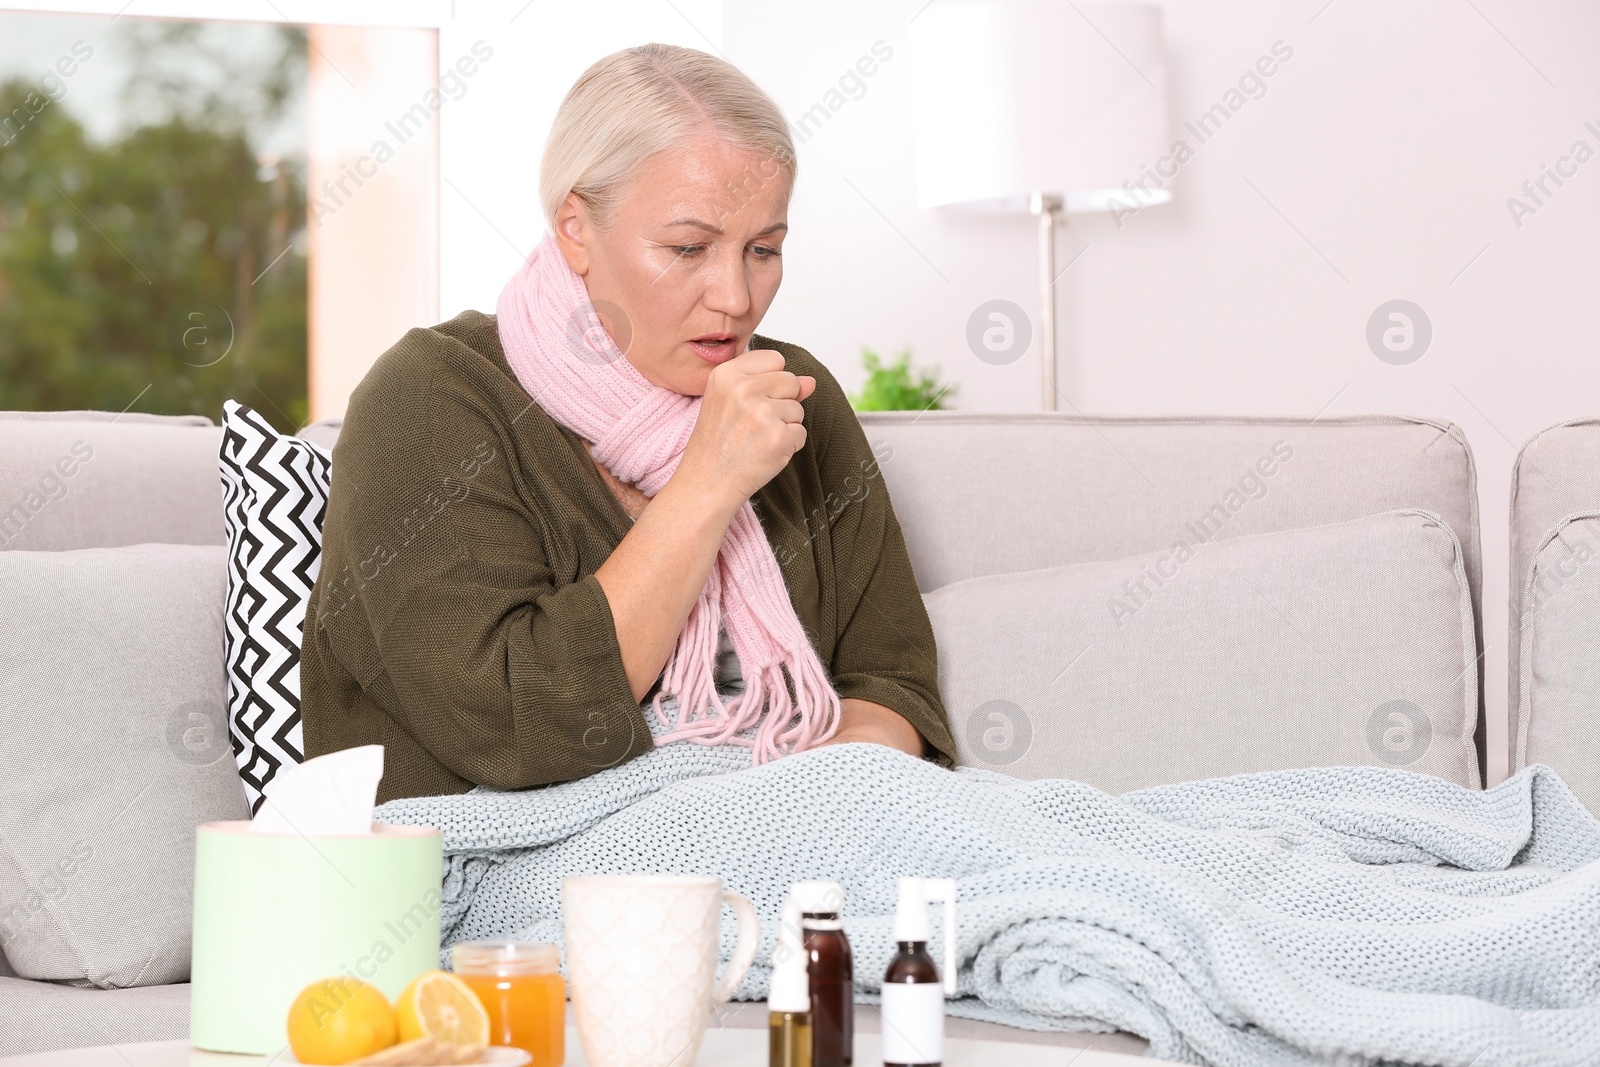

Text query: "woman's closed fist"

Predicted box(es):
[682, 348, 816, 506]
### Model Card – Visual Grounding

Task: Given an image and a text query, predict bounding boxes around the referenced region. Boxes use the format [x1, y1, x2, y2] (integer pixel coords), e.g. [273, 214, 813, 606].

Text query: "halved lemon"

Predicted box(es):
[394, 970, 490, 1048]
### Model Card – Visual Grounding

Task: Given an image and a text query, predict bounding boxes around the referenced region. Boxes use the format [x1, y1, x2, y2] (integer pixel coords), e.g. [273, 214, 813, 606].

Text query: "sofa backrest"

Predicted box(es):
[857, 412, 1486, 763]
[17, 409, 1476, 590]
[2, 409, 1486, 769]
[0, 412, 224, 551]
[1508, 418, 1600, 805]
[296, 418, 342, 452]
[857, 412, 1481, 592]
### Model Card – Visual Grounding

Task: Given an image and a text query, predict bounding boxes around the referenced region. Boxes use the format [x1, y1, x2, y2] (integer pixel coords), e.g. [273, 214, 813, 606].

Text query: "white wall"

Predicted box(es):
[436, 0, 724, 317]
[434, 0, 1600, 785]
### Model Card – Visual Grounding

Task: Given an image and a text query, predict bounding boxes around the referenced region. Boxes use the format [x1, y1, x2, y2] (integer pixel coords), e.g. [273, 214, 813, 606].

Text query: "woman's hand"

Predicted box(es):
[678, 348, 816, 511]
[815, 698, 926, 758]
[596, 347, 813, 703]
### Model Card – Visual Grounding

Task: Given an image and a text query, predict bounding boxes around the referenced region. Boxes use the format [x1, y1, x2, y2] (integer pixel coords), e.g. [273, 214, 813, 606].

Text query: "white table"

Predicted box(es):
[3, 1001, 1161, 1067]
[1, 1029, 1160, 1067]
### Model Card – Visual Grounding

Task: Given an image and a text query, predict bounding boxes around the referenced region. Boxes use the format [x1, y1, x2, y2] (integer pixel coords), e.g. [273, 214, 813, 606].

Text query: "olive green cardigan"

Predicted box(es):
[300, 310, 955, 803]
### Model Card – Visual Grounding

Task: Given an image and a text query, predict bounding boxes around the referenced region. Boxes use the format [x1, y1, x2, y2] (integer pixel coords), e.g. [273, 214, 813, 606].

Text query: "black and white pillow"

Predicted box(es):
[219, 401, 332, 814]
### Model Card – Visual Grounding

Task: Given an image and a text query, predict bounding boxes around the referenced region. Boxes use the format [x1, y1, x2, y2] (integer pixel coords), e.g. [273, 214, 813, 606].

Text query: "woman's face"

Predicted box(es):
[552, 131, 792, 396]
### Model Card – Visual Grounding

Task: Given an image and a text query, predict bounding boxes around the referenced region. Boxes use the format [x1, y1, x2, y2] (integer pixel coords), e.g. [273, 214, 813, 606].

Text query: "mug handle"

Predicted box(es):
[710, 890, 760, 1006]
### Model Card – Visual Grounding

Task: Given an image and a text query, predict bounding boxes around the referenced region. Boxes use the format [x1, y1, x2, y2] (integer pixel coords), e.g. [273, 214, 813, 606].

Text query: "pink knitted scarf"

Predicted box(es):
[496, 235, 841, 764]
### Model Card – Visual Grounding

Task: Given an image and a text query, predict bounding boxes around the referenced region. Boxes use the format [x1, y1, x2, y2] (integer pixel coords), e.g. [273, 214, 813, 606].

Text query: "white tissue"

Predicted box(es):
[247, 745, 385, 835]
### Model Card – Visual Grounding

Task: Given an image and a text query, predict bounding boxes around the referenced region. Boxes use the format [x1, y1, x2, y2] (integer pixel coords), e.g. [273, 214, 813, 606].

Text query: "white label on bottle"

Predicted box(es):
[881, 983, 944, 1064]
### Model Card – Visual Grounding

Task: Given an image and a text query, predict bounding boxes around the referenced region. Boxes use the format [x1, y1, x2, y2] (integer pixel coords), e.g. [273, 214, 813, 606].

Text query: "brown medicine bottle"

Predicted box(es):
[792, 879, 853, 1067]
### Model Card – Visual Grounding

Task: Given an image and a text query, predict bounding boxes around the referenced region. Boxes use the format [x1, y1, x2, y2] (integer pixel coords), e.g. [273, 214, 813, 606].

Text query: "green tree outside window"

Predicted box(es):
[0, 22, 308, 432]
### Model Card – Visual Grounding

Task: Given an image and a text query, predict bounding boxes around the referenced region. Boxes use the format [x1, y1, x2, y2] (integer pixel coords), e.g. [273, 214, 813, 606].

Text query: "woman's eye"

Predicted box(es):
[672, 245, 704, 257]
[749, 244, 782, 259]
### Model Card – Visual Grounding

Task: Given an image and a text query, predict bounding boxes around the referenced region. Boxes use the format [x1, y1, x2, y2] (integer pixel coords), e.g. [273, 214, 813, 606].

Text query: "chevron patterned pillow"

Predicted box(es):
[219, 401, 332, 815]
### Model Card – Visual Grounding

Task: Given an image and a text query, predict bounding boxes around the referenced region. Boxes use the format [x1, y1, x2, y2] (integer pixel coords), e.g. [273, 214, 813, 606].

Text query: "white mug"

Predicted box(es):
[561, 874, 760, 1067]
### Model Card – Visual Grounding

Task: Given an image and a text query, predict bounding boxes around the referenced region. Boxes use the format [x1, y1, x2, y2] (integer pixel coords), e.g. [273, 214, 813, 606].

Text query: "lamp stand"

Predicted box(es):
[1030, 191, 1063, 411]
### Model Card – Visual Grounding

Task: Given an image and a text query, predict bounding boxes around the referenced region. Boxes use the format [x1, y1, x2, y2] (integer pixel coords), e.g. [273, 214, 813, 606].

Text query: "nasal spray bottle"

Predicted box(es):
[769, 897, 814, 1067]
[880, 878, 957, 1067]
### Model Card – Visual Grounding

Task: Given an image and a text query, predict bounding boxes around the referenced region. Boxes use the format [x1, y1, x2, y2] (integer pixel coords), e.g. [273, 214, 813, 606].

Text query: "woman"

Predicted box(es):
[300, 43, 956, 804]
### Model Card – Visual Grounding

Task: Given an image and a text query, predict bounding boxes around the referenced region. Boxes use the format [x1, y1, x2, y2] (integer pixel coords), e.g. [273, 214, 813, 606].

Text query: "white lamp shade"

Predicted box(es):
[912, 0, 1169, 213]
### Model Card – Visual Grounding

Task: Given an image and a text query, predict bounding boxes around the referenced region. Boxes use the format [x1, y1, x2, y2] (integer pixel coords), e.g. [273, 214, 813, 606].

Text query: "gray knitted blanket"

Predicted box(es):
[372, 742, 1600, 1066]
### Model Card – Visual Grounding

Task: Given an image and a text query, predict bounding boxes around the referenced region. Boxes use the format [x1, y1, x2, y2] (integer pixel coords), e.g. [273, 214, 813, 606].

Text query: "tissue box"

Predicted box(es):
[190, 820, 444, 1054]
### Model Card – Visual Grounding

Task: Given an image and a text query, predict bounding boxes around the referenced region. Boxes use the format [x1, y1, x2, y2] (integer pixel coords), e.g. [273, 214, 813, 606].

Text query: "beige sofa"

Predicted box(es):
[0, 408, 1508, 1056]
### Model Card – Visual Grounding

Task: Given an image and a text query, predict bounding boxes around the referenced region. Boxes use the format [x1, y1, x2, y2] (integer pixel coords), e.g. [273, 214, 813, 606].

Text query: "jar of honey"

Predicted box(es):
[451, 940, 566, 1067]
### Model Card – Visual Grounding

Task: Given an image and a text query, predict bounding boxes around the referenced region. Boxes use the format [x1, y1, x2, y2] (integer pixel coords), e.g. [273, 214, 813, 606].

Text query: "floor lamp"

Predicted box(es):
[911, 0, 1170, 411]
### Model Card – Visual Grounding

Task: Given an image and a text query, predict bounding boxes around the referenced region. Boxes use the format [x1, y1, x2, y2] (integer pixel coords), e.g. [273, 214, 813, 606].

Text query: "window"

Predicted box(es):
[0, 12, 309, 428]
[0, 3, 444, 430]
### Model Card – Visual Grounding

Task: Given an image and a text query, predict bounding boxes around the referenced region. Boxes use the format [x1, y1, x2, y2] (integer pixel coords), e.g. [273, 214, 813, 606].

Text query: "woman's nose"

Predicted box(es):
[701, 249, 752, 318]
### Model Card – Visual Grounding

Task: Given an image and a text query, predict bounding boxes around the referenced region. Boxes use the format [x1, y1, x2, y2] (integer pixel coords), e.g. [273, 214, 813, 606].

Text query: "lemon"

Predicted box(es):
[285, 976, 398, 1065]
[395, 970, 490, 1048]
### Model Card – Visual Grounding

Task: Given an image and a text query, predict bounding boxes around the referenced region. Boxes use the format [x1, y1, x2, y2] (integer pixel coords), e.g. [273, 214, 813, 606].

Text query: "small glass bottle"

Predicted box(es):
[770, 899, 814, 1067]
[792, 880, 853, 1067]
[451, 940, 566, 1067]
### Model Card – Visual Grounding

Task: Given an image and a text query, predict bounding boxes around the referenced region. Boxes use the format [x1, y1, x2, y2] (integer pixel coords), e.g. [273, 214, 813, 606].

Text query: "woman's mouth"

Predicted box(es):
[688, 334, 739, 364]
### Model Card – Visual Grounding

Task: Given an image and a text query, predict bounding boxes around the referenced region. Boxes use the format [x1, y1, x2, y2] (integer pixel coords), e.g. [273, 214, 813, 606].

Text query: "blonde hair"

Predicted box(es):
[540, 43, 797, 233]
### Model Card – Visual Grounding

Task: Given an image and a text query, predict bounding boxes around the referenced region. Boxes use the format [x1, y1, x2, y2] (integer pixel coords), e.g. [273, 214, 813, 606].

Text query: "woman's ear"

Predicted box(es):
[552, 193, 592, 276]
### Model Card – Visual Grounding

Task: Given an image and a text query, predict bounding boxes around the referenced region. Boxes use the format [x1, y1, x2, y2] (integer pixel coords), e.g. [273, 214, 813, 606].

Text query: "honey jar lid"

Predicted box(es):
[450, 939, 561, 975]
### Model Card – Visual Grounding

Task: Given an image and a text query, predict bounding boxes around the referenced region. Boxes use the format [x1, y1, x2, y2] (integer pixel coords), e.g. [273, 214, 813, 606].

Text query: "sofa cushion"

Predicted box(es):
[859, 413, 1487, 765]
[0, 976, 190, 1056]
[0, 413, 224, 550]
[220, 402, 332, 814]
[1508, 417, 1600, 778]
[925, 510, 1480, 792]
[0, 543, 249, 988]
[1515, 511, 1600, 812]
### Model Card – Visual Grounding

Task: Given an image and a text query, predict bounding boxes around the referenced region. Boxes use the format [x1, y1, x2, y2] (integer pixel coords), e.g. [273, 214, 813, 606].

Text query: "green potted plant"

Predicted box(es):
[847, 346, 957, 412]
